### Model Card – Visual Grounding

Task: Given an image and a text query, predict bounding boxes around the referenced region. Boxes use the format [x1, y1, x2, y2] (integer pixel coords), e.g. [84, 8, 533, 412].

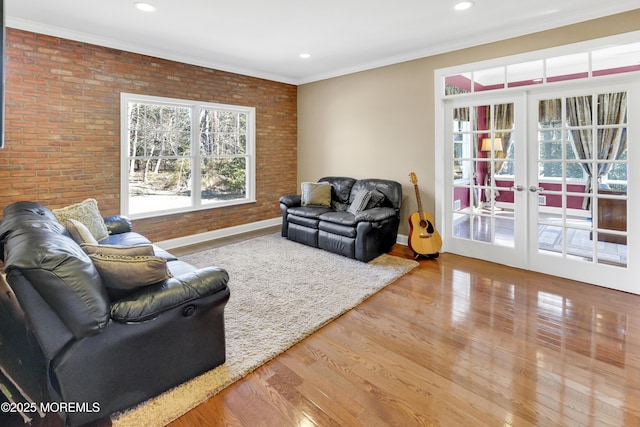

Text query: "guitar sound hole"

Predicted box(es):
[420, 220, 434, 234]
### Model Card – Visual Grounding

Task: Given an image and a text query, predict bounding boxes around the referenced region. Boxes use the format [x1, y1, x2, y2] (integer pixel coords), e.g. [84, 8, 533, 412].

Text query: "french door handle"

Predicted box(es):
[511, 185, 525, 191]
[529, 186, 544, 193]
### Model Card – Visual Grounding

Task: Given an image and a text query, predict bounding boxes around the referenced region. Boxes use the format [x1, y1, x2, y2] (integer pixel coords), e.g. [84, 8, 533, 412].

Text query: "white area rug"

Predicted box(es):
[112, 233, 418, 426]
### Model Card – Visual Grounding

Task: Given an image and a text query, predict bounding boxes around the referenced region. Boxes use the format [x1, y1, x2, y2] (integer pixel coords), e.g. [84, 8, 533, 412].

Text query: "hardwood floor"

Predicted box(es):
[4, 230, 640, 426]
[168, 239, 640, 427]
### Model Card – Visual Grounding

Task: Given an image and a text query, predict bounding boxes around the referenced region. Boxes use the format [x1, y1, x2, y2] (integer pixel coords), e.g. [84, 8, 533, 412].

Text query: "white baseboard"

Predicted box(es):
[397, 233, 408, 246]
[156, 217, 409, 250]
[155, 217, 281, 250]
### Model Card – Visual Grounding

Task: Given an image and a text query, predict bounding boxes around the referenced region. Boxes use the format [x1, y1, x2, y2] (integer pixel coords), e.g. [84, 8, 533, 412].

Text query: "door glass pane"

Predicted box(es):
[567, 96, 593, 125]
[597, 92, 627, 125]
[472, 214, 492, 242]
[454, 214, 471, 239]
[538, 161, 562, 179]
[472, 106, 486, 132]
[450, 101, 516, 249]
[496, 217, 515, 248]
[565, 227, 594, 262]
[539, 99, 562, 124]
[538, 223, 564, 253]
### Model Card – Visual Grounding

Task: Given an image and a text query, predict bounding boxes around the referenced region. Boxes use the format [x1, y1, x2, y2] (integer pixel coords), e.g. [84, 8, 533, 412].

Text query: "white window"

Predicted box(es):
[120, 93, 256, 219]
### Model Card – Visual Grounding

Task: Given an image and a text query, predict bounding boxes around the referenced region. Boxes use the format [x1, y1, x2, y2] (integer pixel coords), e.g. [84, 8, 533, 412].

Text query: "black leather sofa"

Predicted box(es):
[279, 177, 402, 262]
[0, 201, 230, 426]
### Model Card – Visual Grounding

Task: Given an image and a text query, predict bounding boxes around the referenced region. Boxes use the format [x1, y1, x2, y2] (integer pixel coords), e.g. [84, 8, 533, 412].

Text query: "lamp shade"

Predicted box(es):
[481, 137, 503, 152]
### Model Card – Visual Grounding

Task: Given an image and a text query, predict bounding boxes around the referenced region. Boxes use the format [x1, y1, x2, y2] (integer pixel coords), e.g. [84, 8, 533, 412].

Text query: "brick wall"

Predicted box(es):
[0, 29, 297, 242]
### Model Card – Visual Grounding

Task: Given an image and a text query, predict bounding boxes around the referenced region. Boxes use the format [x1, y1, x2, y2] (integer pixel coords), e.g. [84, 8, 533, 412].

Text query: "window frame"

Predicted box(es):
[120, 93, 256, 219]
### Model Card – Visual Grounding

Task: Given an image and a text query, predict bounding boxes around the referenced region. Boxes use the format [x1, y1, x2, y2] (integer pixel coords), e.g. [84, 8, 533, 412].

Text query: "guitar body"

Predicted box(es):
[408, 211, 442, 257]
[408, 172, 442, 258]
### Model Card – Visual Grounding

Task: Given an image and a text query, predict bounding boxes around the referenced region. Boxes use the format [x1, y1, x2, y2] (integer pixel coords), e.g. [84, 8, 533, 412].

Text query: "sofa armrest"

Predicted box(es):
[103, 215, 133, 235]
[279, 194, 301, 208]
[110, 267, 229, 323]
[355, 207, 398, 223]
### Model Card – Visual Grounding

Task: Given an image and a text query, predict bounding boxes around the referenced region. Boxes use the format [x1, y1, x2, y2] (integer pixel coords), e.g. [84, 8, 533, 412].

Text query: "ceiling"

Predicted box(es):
[6, 0, 640, 85]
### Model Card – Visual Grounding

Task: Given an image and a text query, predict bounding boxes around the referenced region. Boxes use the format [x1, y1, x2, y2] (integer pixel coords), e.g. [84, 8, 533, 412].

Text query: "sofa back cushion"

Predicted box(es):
[0, 202, 66, 259]
[1, 202, 110, 339]
[350, 179, 403, 212]
[4, 230, 110, 338]
[318, 177, 357, 210]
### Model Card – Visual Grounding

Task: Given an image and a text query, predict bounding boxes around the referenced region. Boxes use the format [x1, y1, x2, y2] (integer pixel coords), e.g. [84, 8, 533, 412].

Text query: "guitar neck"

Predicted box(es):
[413, 184, 425, 221]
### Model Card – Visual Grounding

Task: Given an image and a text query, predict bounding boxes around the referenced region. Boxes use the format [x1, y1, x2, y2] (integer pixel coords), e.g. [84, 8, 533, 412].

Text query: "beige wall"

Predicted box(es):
[297, 10, 640, 236]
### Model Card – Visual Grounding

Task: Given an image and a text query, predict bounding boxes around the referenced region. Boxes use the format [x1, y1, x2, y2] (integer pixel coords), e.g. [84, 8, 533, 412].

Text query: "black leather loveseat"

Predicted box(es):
[0, 201, 230, 426]
[279, 177, 402, 262]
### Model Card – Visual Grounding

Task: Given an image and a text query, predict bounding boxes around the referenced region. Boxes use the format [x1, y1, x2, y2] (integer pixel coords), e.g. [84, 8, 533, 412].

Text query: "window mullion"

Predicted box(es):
[193, 105, 202, 208]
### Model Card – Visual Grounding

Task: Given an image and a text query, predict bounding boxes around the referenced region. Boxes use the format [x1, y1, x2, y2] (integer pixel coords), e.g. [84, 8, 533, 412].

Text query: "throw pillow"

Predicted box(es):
[65, 218, 99, 245]
[81, 243, 155, 257]
[366, 189, 386, 209]
[301, 182, 331, 206]
[347, 189, 372, 214]
[53, 198, 110, 242]
[89, 254, 172, 299]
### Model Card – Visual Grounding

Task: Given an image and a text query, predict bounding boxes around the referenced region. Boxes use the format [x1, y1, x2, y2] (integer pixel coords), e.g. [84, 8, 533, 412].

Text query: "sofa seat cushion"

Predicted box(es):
[110, 267, 229, 323]
[166, 260, 199, 277]
[319, 220, 357, 238]
[287, 214, 319, 229]
[287, 206, 333, 219]
[319, 211, 357, 227]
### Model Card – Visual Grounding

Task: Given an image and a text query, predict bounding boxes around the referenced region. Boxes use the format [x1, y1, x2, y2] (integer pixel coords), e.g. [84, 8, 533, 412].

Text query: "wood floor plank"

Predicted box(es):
[314, 317, 526, 427]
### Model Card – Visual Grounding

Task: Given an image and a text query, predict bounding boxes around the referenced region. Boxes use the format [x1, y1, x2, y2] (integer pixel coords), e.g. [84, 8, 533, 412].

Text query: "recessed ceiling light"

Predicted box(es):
[454, 1, 474, 11]
[299, 53, 311, 59]
[134, 2, 157, 12]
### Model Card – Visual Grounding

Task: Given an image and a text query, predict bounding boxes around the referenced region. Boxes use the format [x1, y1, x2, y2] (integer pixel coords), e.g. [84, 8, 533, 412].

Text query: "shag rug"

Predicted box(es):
[112, 233, 418, 426]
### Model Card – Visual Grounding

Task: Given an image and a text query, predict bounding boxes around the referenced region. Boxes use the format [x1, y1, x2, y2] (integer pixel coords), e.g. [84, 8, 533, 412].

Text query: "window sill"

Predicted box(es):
[127, 197, 257, 221]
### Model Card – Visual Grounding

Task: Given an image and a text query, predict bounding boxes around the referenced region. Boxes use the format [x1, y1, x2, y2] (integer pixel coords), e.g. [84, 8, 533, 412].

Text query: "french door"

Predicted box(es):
[442, 78, 639, 293]
[445, 94, 527, 268]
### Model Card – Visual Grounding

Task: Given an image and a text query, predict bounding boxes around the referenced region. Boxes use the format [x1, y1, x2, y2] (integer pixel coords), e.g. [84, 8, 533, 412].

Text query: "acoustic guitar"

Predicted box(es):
[408, 172, 442, 258]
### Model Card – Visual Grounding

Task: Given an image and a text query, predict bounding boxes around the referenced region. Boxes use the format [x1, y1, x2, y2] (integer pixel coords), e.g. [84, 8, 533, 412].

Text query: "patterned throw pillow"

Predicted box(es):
[53, 198, 109, 242]
[347, 189, 372, 214]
